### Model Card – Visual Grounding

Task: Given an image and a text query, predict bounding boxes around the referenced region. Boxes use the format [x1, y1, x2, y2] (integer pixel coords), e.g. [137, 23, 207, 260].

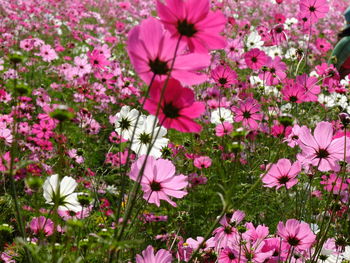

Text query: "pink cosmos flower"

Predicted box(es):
[157, 0, 226, 53]
[262, 237, 289, 262]
[136, 245, 172, 263]
[213, 210, 245, 249]
[30, 216, 54, 237]
[281, 83, 306, 103]
[218, 247, 240, 263]
[58, 206, 92, 220]
[320, 173, 348, 194]
[211, 65, 238, 88]
[296, 74, 320, 102]
[215, 122, 233, 137]
[74, 56, 91, 77]
[244, 48, 268, 70]
[193, 156, 212, 169]
[258, 56, 286, 85]
[284, 124, 302, 148]
[127, 17, 210, 86]
[299, 0, 329, 22]
[67, 149, 84, 164]
[262, 159, 301, 190]
[0, 126, 12, 144]
[277, 219, 316, 251]
[39, 44, 58, 62]
[129, 155, 188, 207]
[31, 122, 54, 139]
[87, 49, 110, 70]
[315, 38, 331, 53]
[143, 78, 205, 133]
[232, 98, 263, 130]
[297, 122, 349, 172]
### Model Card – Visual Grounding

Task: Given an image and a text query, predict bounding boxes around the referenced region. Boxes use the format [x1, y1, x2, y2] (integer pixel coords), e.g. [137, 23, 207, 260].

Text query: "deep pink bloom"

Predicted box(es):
[193, 156, 212, 169]
[87, 49, 110, 70]
[127, 17, 210, 85]
[157, 0, 226, 53]
[30, 216, 54, 237]
[277, 219, 316, 251]
[143, 78, 205, 133]
[232, 99, 263, 130]
[281, 83, 306, 103]
[315, 38, 331, 53]
[258, 56, 286, 85]
[262, 159, 301, 189]
[262, 237, 289, 262]
[129, 155, 188, 207]
[299, 0, 329, 22]
[297, 122, 350, 172]
[211, 65, 238, 88]
[136, 245, 172, 263]
[244, 48, 268, 70]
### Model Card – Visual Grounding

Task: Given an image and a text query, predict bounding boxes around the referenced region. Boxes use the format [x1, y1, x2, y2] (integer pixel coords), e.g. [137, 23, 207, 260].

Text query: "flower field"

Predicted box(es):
[1, 0, 350, 262]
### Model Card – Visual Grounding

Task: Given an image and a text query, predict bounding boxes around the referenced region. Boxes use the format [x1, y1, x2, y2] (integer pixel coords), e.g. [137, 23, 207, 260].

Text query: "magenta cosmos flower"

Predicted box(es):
[136, 245, 172, 263]
[244, 48, 267, 70]
[297, 122, 350, 172]
[30, 216, 54, 237]
[157, 0, 226, 53]
[127, 17, 210, 86]
[299, 0, 329, 22]
[211, 65, 238, 88]
[232, 98, 263, 130]
[277, 219, 316, 251]
[262, 159, 301, 190]
[129, 155, 188, 207]
[143, 78, 205, 133]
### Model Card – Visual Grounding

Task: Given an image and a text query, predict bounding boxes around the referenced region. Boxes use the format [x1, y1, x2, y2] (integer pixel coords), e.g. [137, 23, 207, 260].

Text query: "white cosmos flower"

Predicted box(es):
[131, 115, 169, 158]
[343, 246, 350, 260]
[246, 31, 264, 50]
[114, 106, 144, 140]
[210, 108, 233, 125]
[43, 174, 82, 212]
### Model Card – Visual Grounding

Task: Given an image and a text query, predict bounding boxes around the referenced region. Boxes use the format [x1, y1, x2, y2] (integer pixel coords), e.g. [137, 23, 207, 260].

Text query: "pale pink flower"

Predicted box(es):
[129, 155, 188, 207]
[136, 245, 172, 263]
[297, 122, 350, 172]
[30, 216, 54, 236]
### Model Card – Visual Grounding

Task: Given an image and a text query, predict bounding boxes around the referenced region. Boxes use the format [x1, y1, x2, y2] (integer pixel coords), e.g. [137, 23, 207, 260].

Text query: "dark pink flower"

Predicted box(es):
[144, 78, 205, 133]
[211, 65, 238, 88]
[157, 0, 226, 53]
[232, 98, 263, 130]
[194, 156, 212, 169]
[87, 49, 110, 70]
[258, 56, 286, 85]
[299, 0, 329, 22]
[244, 48, 268, 70]
[127, 17, 210, 86]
